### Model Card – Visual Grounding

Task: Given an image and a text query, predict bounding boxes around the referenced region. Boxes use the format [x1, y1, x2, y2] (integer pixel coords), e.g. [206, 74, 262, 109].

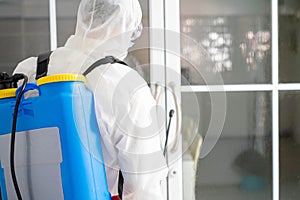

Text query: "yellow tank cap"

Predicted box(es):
[37, 74, 86, 86]
[0, 88, 17, 99]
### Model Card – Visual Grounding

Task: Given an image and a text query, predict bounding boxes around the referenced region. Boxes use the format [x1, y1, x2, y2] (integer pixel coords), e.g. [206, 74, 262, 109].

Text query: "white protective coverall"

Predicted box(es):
[13, 0, 168, 199]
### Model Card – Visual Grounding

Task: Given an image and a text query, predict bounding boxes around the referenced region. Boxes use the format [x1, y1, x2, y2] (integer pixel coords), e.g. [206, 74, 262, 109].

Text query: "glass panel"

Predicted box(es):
[57, 0, 80, 46]
[181, 92, 272, 200]
[126, 0, 150, 83]
[180, 0, 271, 85]
[279, 91, 300, 199]
[0, 0, 50, 74]
[279, 1, 300, 83]
[56, 0, 150, 82]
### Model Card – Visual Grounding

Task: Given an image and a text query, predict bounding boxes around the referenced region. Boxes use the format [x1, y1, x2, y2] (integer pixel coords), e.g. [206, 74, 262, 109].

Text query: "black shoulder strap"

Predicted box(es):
[35, 52, 127, 79]
[36, 51, 52, 80]
[83, 55, 127, 199]
[83, 56, 128, 76]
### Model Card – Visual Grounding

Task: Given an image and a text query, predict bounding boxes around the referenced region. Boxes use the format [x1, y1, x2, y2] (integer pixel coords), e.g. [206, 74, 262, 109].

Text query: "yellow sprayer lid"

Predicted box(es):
[37, 74, 86, 86]
[0, 88, 17, 99]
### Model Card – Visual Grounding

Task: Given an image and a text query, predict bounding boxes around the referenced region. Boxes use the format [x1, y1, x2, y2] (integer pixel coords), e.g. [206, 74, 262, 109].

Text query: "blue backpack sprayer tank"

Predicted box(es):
[0, 67, 111, 198]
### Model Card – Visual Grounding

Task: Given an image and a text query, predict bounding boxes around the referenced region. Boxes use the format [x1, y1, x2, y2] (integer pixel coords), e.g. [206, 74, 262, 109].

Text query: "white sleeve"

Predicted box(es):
[13, 57, 38, 83]
[110, 71, 168, 200]
[88, 65, 168, 200]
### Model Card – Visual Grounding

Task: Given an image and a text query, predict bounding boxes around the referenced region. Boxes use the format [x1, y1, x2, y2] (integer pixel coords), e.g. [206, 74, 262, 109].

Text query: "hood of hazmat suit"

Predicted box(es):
[14, 0, 168, 199]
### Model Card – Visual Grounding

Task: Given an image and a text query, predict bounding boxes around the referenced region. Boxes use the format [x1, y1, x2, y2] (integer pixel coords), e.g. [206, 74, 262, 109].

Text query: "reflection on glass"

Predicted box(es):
[279, 91, 300, 199]
[240, 30, 271, 70]
[279, 0, 300, 83]
[0, 1, 50, 74]
[181, 92, 272, 200]
[180, 0, 271, 85]
[182, 17, 233, 73]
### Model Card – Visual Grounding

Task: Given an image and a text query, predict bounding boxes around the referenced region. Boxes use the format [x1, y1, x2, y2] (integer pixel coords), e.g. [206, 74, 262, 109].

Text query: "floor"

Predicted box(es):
[194, 182, 300, 200]
[195, 184, 271, 200]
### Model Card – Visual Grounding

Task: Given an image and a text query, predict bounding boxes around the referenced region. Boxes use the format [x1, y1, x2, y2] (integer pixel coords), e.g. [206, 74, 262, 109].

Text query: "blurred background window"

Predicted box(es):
[0, 0, 50, 74]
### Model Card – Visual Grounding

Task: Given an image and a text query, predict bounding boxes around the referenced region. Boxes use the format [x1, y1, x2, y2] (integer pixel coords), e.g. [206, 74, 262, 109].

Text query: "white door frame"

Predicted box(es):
[149, 0, 183, 199]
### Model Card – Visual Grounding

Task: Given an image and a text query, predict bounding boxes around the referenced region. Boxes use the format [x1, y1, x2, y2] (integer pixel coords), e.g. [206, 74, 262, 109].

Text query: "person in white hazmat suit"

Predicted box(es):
[13, 0, 169, 199]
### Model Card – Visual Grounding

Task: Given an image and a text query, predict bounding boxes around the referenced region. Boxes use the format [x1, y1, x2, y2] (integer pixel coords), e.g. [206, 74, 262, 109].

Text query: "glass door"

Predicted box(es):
[173, 0, 300, 200]
[278, 0, 300, 199]
[179, 0, 273, 199]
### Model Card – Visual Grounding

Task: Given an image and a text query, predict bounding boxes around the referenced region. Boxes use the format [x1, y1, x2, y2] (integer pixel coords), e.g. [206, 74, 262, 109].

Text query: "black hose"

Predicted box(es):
[163, 110, 175, 157]
[10, 74, 28, 200]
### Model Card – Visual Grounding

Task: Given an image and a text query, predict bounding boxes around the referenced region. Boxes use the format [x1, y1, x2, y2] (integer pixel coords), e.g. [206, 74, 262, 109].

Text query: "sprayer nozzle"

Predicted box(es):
[169, 109, 175, 118]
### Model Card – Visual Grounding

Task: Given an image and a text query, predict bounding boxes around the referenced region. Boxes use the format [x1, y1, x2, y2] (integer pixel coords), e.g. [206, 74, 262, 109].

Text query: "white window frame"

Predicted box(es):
[49, 0, 57, 50]
[149, 0, 183, 199]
